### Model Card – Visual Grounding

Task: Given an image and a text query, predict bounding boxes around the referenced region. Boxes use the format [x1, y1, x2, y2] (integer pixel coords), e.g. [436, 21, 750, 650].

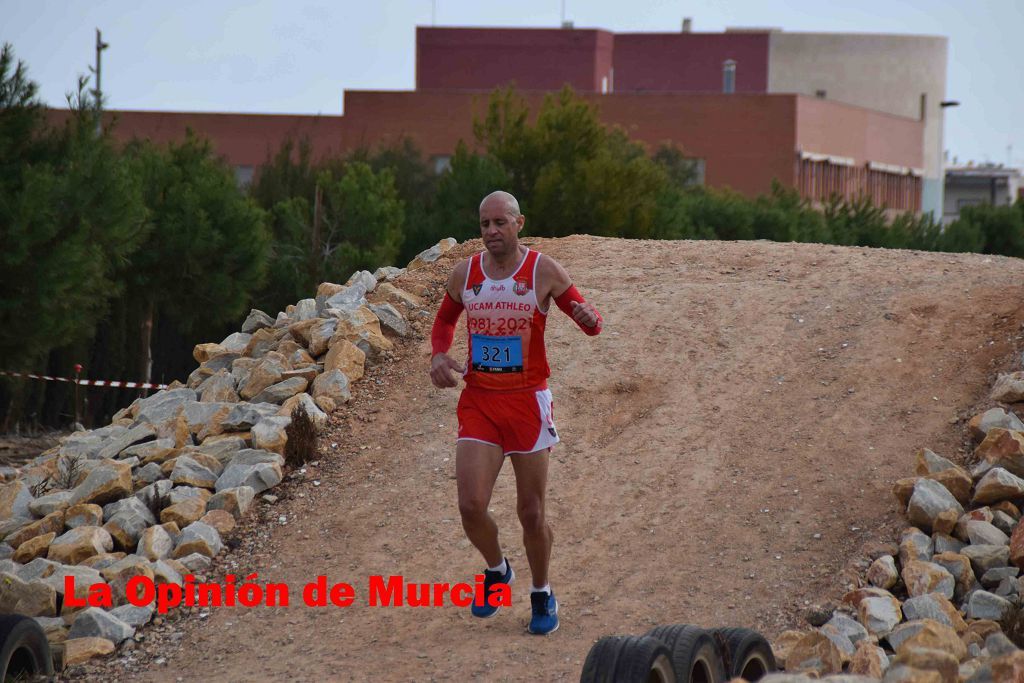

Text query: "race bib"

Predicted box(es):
[471, 334, 523, 373]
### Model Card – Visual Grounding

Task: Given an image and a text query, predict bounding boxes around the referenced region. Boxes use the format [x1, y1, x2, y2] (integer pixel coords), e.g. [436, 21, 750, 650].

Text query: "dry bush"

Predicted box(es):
[285, 403, 317, 468]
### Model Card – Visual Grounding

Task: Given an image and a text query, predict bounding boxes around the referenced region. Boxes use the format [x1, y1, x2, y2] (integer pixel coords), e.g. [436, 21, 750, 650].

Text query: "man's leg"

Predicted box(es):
[455, 439, 506, 567]
[509, 449, 552, 588]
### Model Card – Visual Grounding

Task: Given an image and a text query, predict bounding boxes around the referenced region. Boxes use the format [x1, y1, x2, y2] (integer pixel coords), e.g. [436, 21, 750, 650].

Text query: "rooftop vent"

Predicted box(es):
[682, 17, 692, 32]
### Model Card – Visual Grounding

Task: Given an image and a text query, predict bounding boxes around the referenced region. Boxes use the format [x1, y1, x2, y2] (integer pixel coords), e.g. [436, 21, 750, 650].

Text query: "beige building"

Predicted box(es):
[762, 31, 948, 217]
[943, 165, 1023, 225]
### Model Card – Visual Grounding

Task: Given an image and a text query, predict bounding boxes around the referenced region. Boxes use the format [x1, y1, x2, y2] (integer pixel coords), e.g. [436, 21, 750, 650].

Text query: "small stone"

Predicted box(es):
[867, 555, 899, 589]
[63, 636, 115, 665]
[907, 479, 964, 533]
[68, 607, 134, 644]
[902, 561, 955, 599]
[965, 590, 1013, 620]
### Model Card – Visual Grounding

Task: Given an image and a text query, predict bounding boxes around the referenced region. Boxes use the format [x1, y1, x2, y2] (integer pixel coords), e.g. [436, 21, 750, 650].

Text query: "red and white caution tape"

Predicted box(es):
[0, 370, 168, 390]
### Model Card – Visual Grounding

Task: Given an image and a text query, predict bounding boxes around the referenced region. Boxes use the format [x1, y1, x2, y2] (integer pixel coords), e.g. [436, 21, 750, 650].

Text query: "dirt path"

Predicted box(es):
[119, 236, 1024, 682]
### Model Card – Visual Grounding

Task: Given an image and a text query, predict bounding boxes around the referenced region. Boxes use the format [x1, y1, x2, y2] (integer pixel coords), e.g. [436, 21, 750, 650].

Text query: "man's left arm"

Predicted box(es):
[543, 257, 603, 336]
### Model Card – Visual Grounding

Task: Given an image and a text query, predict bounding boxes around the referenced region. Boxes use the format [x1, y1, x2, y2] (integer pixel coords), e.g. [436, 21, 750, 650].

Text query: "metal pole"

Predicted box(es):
[94, 29, 108, 137]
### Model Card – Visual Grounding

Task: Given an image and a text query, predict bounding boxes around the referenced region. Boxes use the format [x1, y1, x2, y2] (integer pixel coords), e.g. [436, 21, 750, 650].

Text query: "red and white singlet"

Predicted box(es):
[461, 248, 549, 391]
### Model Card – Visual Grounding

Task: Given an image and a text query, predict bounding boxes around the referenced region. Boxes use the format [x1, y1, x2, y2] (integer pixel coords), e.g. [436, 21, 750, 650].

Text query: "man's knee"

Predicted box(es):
[517, 500, 546, 533]
[459, 495, 489, 522]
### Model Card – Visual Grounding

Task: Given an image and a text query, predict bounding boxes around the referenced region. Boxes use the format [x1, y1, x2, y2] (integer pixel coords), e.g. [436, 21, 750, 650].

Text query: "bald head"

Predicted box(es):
[479, 191, 521, 218]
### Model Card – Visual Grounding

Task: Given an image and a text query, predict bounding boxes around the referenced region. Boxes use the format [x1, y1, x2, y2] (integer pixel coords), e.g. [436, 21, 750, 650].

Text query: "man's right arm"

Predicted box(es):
[429, 261, 469, 388]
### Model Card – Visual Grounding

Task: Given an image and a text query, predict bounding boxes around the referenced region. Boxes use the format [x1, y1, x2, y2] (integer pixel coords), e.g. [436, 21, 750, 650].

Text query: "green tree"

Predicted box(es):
[428, 142, 511, 243]
[0, 53, 146, 371]
[317, 161, 404, 281]
[123, 132, 270, 383]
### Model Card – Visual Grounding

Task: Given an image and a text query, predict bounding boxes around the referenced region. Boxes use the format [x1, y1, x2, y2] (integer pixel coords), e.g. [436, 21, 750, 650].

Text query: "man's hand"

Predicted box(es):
[430, 353, 466, 388]
[571, 301, 600, 329]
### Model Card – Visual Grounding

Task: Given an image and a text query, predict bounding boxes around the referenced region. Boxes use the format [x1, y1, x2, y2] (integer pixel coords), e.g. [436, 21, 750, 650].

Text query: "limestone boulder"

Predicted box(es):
[197, 370, 239, 403]
[159, 498, 207, 527]
[68, 606, 134, 644]
[900, 594, 966, 633]
[867, 555, 899, 589]
[6, 511, 65, 549]
[906, 479, 963, 533]
[252, 377, 308, 405]
[207, 486, 256, 520]
[407, 237, 456, 270]
[368, 302, 409, 337]
[109, 603, 154, 628]
[278, 393, 328, 431]
[902, 561, 954, 599]
[858, 594, 902, 637]
[970, 407, 1024, 442]
[324, 340, 365, 382]
[169, 456, 219, 490]
[0, 481, 34, 521]
[973, 467, 1024, 505]
[0, 572, 57, 616]
[95, 424, 156, 461]
[991, 371, 1024, 403]
[312, 369, 351, 406]
[64, 637, 115, 665]
[68, 461, 132, 506]
[27, 490, 73, 519]
[962, 544, 1010, 576]
[172, 521, 222, 559]
[849, 640, 889, 678]
[220, 401, 279, 433]
[47, 527, 113, 564]
[241, 309, 275, 334]
[899, 528, 933, 565]
[238, 353, 288, 400]
[12, 532, 55, 564]
[964, 590, 1012, 620]
[975, 428, 1024, 477]
[252, 416, 291, 455]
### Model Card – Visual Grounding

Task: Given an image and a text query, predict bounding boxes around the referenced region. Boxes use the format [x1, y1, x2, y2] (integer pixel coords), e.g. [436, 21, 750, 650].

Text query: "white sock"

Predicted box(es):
[531, 584, 551, 595]
[488, 558, 507, 574]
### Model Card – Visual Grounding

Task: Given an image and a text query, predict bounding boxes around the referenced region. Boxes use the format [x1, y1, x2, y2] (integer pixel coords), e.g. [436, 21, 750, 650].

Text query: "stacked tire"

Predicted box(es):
[580, 624, 775, 683]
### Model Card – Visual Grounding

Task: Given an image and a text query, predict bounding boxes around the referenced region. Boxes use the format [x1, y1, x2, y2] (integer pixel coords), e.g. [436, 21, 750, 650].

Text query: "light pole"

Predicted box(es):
[91, 29, 109, 136]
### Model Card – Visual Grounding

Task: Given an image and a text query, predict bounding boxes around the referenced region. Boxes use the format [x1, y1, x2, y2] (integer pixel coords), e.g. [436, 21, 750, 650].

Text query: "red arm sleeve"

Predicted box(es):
[431, 292, 464, 356]
[554, 285, 602, 336]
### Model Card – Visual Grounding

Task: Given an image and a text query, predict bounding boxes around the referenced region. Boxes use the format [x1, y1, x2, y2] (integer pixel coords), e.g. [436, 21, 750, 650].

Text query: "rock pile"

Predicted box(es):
[0, 238, 456, 670]
[766, 374, 1024, 683]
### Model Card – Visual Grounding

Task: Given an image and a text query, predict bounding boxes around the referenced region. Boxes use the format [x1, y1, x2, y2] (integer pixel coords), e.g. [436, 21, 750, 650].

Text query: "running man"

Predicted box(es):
[429, 190, 603, 635]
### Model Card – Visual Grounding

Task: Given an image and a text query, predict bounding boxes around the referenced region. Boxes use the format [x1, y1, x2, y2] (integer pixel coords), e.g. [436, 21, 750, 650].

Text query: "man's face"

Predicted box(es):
[479, 199, 524, 257]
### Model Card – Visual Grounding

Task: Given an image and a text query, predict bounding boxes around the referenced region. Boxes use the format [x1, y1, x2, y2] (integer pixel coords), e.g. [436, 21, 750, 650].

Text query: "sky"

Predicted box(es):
[4, 0, 1023, 167]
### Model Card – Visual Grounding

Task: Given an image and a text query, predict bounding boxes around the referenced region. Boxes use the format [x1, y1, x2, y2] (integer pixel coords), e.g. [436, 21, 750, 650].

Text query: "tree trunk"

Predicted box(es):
[139, 298, 154, 398]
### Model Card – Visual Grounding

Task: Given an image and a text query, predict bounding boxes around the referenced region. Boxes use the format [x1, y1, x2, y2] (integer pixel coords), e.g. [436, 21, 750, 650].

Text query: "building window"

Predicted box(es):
[957, 198, 984, 210]
[815, 89, 826, 99]
[431, 155, 452, 174]
[234, 165, 254, 188]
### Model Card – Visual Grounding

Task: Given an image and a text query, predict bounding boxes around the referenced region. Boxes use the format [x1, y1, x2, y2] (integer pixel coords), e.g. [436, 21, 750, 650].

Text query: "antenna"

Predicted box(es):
[432, 0, 436, 26]
[561, 0, 566, 25]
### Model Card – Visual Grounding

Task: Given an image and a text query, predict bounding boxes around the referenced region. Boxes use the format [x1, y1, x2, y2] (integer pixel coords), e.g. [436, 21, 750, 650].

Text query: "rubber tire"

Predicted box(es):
[711, 627, 776, 682]
[0, 614, 53, 680]
[580, 635, 675, 683]
[646, 624, 727, 683]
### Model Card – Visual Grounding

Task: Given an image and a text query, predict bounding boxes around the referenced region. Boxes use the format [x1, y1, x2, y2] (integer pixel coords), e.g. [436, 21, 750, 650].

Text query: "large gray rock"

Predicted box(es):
[137, 525, 174, 561]
[68, 463, 132, 506]
[241, 309, 275, 334]
[906, 479, 963, 532]
[170, 456, 218, 490]
[215, 460, 282, 494]
[974, 407, 1024, 438]
[197, 371, 239, 404]
[57, 428, 122, 460]
[95, 424, 156, 461]
[0, 572, 56, 616]
[134, 462, 165, 485]
[824, 613, 869, 645]
[219, 332, 252, 354]
[368, 303, 409, 337]
[102, 496, 156, 525]
[207, 486, 256, 520]
[47, 527, 114, 564]
[168, 486, 210, 506]
[858, 595, 902, 637]
[27, 490, 72, 518]
[962, 544, 1011, 576]
[220, 403, 280, 431]
[312, 369, 351, 405]
[973, 467, 1024, 505]
[121, 437, 176, 462]
[195, 437, 246, 461]
[966, 520, 1010, 546]
[898, 528, 933, 566]
[347, 270, 377, 292]
[15, 558, 60, 583]
[251, 416, 291, 454]
[900, 594, 961, 629]
[884, 621, 927, 652]
[134, 480, 173, 512]
[965, 590, 1013, 620]
[41, 565, 105, 597]
[109, 603, 154, 628]
[251, 377, 308, 405]
[0, 481, 35, 522]
[293, 298, 319, 321]
[373, 266, 405, 281]
[68, 607, 135, 644]
[133, 388, 197, 429]
[992, 372, 1024, 403]
[325, 284, 368, 308]
[172, 522, 222, 559]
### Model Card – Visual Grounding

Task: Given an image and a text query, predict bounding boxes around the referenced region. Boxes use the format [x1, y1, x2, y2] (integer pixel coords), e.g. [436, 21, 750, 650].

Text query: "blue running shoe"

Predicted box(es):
[471, 559, 514, 618]
[528, 590, 559, 635]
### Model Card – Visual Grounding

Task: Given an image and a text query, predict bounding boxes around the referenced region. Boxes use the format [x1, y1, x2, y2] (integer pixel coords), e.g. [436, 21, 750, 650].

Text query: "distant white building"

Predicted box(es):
[943, 165, 1023, 225]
